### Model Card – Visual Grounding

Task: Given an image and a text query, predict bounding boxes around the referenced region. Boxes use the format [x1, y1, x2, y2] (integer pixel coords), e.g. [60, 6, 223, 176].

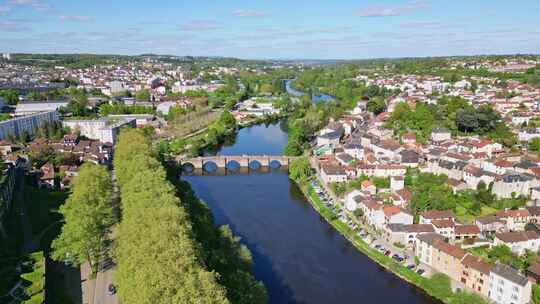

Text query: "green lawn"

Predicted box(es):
[468, 246, 491, 263]
[455, 205, 500, 224]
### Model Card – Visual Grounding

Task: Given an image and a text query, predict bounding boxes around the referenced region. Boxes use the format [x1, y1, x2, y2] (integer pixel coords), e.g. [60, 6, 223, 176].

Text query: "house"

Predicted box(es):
[494, 231, 540, 255]
[460, 254, 492, 297]
[382, 205, 413, 226]
[475, 216, 507, 235]
[359, 199, 385, 229]
[463, 165, 497, 190]
[427, 159, 467, 180]
[402, 133, 416, 144]
[496, 209, 530, 231]
[431, 128, 451, 142]
[371, 139, 402, 161]
[431, 219, 456, 239]
[416, 233, 445, 266]
[384, 224, 434, 249]
[526, 263, 540, 284]
[419, 210, 455, 224]
[391, 188, 412, 208]
[336, 153, 355, 166]
[525, 207, 540, 225]
[447, 178, 468, 193]
[488, 263, 531, 304]
[455, 225, 481, 242]
[320, 163, 347, 183]
[361, 180, 376, 195]
[416, 233, 467, 282]
[345, 191, 364, 211]
[492, 172, 536, 199]
[343, 143, 363, 160]
[38, 162, 55, 189]
[399, 150, 420, 167]
[316, 131, 341, 147]
[62, 134, 78, 146]
[373, 164, 406, 178]
[390, 176, 404, 191]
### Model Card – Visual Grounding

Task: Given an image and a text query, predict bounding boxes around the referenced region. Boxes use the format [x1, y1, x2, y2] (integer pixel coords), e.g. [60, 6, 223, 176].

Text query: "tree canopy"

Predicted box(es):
[114, 129, 229, 303]
[51, 163, 113, 271]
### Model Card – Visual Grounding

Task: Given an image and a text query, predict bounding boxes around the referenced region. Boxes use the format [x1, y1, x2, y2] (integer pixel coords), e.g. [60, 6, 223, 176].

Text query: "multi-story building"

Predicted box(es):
[460, 254, 492, 297]
[62, 118, 135, 144]
[0, 111, 60, 140]
[488, 264, 531, 304]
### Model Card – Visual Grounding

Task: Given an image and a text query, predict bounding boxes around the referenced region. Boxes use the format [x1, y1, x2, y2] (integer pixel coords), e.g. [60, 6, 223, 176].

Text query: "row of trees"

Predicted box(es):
[51, 164, 114, 272]
[113, 129, 229, 303]
[99, 103, 156, 116]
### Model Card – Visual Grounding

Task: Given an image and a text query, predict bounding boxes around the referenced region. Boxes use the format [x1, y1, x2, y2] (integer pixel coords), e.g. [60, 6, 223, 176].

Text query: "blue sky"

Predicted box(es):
[0, 0, 539, 59]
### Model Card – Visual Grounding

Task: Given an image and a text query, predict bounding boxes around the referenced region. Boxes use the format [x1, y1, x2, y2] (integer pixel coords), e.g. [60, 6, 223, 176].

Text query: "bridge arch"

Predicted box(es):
[269, 160, 282, 169]
[248, 160, 262, 171]
[181, 162, 195, 173]
[202, 161, 218, 172]
[225, 160, 241, 172]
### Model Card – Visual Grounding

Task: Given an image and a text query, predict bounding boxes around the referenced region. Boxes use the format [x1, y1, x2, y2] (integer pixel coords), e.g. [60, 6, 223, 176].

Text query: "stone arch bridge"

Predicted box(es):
[178, 155, 297, 170]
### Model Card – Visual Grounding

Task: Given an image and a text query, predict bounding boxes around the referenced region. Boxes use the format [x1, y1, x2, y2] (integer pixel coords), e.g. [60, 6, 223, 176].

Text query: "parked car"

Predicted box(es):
[384, 250, 391, 256]
[374, 244, 381, 249]
[416, 269, 425, 275]
[406, 264, 416, 270]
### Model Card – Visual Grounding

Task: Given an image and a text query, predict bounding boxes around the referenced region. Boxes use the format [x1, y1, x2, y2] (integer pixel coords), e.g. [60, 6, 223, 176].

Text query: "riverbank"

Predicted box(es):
[292, 175, 486, 304]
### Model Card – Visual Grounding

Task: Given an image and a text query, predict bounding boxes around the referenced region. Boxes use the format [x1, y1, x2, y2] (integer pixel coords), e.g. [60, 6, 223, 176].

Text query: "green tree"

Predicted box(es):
[289, 157, 311, 184]
[51, 164, 113, 272]
[0, 89, 20, 105]
[366, 97, 386, 115]
[135, 89, 151, 101]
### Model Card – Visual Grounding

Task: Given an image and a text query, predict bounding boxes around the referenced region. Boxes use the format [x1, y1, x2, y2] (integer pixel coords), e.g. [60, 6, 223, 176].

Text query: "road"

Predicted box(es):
[87, 170, 119, 304]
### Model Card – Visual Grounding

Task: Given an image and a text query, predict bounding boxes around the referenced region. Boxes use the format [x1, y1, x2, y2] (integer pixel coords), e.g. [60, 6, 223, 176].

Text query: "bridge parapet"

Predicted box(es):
[179, 155, 296, 169]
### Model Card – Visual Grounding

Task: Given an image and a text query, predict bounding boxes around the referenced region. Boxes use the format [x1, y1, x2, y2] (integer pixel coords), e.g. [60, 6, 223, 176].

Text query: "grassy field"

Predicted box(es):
[455, 205, 498, 224]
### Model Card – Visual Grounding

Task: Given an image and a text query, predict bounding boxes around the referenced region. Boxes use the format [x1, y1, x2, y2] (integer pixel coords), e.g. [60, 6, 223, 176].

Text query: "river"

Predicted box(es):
[285, 80, 336, 103]
[182, 122, 438, 304]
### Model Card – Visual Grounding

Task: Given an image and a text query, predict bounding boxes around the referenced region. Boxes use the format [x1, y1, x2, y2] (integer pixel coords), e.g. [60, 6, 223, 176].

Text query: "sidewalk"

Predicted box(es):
[81, 263, 95, 304]
[81, 260, 118, 304]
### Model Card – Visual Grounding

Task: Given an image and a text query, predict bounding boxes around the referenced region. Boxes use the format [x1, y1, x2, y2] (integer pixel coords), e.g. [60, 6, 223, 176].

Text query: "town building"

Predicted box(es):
[0, 111, 60, 140]
[62, 118, 136, 144]
[488, 263, 531, 304]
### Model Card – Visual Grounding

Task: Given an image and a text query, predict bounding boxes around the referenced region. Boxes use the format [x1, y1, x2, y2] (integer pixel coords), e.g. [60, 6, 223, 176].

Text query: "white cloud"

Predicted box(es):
[178, 20, 221, 31]
[7, 0, 50, 11]
[355, 0, 429, 17]
[59, 15, 94, 22]
[232, 9, 269, 18]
